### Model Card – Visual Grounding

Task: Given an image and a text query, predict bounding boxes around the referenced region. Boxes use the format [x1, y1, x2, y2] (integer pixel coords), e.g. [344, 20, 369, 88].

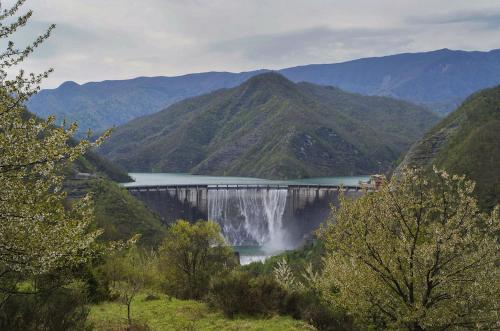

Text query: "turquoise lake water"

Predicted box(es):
[124, 173, 370, 187]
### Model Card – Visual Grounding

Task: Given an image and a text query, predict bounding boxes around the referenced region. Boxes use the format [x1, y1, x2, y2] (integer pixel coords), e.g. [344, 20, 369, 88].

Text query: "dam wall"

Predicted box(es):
[128, 186, 208, 223]
[127, 184, 365, 248]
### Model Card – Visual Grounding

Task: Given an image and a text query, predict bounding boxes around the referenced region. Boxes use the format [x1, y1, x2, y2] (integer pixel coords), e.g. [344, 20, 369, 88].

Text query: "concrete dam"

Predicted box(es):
[127, 184, 367, 249]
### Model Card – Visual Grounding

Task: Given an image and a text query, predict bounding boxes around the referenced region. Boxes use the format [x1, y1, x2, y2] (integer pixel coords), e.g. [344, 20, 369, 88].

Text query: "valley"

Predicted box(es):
[2, 1, 499, 329]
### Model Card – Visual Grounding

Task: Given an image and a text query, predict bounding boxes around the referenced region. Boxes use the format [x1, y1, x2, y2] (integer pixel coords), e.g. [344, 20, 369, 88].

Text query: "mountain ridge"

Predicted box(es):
[99, 72, 438, 179]
[28, 48, 500, 135]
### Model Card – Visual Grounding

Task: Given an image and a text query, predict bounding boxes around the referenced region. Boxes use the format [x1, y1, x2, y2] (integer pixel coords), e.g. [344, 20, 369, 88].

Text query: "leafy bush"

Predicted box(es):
[158, 220, 237, 300]
[100, 244, 160, 325]
[208, 270, 355, 330]
[0, 286, 90, 331]
[296, 293, 356, 331]
[74, 262, 112, 304]
[143, 293, 160, 301]
[208, 271, 289, 318]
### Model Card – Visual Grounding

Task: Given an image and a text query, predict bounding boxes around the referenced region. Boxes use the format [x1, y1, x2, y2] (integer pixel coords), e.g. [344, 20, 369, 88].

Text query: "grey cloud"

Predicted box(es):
[15, 21, 102, 59]
[4, 0, 499, 88]
[208, 26, 414, 64]
[410, 9, 500, 29]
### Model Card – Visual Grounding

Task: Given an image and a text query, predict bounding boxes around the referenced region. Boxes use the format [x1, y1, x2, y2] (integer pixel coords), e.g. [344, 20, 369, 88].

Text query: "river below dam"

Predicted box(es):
[125, 173, 370, 264]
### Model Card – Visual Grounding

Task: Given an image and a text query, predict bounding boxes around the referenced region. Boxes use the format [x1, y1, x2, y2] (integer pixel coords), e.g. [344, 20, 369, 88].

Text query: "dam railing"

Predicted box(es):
[125, 183, 370, 192]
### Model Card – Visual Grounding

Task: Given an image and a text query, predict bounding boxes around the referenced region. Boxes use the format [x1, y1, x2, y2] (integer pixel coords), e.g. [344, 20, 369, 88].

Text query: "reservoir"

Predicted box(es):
[124, 173, 369, 187]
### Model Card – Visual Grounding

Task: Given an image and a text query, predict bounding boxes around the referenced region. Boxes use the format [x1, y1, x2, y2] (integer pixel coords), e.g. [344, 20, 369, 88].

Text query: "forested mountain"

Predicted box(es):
[398, 85, 500, 210]
[27, 48, 500, 134]
[27, 71, 265, 135]
[99, 73, 438, 179]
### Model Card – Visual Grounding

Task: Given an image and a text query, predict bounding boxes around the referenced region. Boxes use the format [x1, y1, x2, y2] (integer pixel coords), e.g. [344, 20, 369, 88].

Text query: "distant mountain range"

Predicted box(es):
[27, 48, 500, 134]
[398, 85, 500, 210]
[98, 73, 438, 179]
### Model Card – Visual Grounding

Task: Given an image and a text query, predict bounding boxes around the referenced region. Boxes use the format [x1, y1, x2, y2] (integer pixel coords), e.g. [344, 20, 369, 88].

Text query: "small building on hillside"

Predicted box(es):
[359, 174, 385, 190]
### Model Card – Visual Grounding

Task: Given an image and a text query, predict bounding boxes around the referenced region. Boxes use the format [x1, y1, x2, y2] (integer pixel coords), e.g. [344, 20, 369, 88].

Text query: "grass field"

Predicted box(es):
[88, 293, 315, 331]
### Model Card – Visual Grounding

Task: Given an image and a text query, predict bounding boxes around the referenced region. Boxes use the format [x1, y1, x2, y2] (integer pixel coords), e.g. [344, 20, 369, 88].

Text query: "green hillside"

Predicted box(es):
[91, 179, 166, 247]
[99, 73, 438, 179]
[72, 150, 131, 183]
[22, 109, 164, 245]
[67, 147, 165, 247]
[399, 86, 500, 210]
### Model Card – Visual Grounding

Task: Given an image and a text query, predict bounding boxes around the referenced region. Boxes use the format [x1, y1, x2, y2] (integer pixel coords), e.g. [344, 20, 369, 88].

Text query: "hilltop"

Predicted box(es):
[99, 73, 438, 179]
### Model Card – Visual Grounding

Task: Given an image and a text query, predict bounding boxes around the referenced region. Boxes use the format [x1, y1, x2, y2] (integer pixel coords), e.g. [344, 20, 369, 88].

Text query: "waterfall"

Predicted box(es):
[208, 189, 288, 250]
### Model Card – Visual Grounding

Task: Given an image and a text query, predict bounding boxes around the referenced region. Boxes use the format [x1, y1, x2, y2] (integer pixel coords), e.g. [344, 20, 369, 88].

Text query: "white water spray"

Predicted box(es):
[208, 189, 288, 251]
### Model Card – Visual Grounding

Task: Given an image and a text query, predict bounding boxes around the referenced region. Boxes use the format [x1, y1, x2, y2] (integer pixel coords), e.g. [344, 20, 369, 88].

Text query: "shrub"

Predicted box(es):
[143, 293, 160, 301]
[158, 220, 237, 300]
[298, 295, 356, 331]
[101, 245, 158, 326]
[0, 286, 90, 331]
[208, 269, 355, 330]
[207, 271, 251, 317]
[76, 262, 112, 304]
[250, 275, 290, 315]
[208, 271, 290, 318]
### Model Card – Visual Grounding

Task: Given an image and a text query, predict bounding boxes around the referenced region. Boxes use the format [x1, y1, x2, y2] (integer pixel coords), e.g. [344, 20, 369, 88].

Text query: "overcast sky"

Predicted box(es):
[7, 0, 500, 88]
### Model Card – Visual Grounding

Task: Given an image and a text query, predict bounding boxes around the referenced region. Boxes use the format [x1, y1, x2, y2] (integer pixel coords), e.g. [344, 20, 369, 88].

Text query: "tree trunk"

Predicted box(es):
[127, 301, 131, 325]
